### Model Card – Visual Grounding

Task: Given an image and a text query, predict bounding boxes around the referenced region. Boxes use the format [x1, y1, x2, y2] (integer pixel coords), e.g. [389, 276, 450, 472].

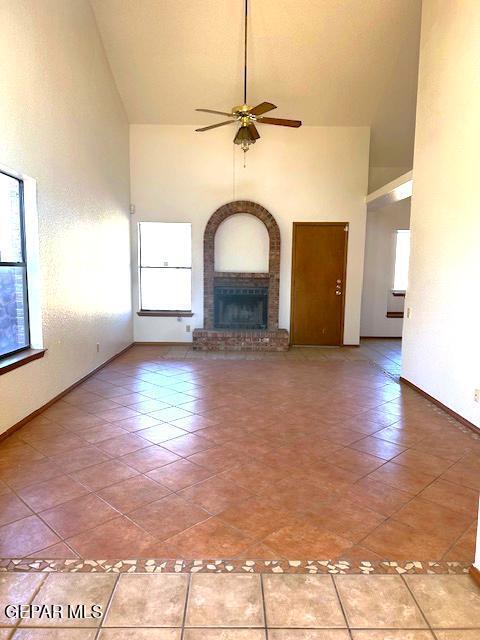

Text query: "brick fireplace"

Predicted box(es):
[192, 200, 289, 351]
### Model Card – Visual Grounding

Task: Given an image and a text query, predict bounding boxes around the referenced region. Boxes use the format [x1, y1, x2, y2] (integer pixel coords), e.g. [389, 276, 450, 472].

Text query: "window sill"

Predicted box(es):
[0, 348, 46, 375]
[137, 310, 194, 317]
[392, 290, 406, 297]
[386, 311, 404, 319]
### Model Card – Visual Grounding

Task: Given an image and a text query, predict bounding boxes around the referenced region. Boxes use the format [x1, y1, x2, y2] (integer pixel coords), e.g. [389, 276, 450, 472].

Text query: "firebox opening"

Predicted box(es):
[214, 286, 268, 330]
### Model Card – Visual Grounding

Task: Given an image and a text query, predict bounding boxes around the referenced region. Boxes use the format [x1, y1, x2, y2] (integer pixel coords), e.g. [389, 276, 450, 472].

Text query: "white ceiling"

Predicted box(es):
[91, 0, 421, 167]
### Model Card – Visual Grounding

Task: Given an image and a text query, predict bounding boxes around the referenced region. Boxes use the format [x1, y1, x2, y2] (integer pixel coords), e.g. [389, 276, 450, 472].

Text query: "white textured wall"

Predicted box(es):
[404, 0, 480, 570]
[215, 214, 269, 273]
[402, 0, 480, 430]
[0, 0, 132, 434]
[361, 198, 411, 337]
[130, 124, 370, 344]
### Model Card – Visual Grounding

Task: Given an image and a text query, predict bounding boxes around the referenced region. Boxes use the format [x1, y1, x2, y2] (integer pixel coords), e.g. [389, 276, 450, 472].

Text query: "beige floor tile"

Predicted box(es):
[351, 632, 434, 640]
[404, 575, 480, 628]
[263, 575, 346, 629]
[335, 576, 426, 629]
[21, 574, 115, 627]
[98, 630, 181, 639]
[0, 573, 46, 624]
[104, 574, 188, 627]
[0, 631, 13, 640]
[269, 632, 350, 639]
[12, 631, 96, 639]
[185, 574, 264, 628]
[183, 631, 266, 640]
[434, 632, 480, 639]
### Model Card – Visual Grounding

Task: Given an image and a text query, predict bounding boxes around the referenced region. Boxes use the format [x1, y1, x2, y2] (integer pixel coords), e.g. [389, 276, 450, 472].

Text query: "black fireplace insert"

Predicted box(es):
[214, 286, 268, 330]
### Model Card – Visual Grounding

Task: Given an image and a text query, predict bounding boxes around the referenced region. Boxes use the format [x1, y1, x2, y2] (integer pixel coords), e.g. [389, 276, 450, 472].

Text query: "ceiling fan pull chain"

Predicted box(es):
[232, 143, 236, 199]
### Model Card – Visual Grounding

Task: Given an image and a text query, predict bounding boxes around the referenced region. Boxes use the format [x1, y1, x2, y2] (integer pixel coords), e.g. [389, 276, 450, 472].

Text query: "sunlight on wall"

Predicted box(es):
[58, 217, 131, 314]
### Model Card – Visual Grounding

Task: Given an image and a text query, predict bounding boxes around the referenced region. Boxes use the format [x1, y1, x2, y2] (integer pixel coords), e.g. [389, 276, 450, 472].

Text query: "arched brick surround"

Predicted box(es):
[203, 200, 280, 330]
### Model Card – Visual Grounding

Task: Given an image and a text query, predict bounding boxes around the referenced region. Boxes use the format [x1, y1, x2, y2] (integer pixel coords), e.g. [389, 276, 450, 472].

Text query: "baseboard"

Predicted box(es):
[133, 341, 191, 346]
[400, 376, 480, 436]
[0, 343, 134, 443]
[469, 565, 480, 589]
[291, 343, 353, 348]
[360, 336, 402, 339]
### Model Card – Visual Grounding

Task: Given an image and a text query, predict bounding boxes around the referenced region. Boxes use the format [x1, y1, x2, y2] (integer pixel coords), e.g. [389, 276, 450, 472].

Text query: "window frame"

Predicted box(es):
[138, 222, 192, 314]
[392, 229, 411, 295]
[0, 170, 31, 359]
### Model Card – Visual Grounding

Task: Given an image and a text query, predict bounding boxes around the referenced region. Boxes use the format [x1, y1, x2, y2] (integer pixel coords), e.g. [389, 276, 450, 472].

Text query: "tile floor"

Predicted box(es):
[0, 341, 478, 561]
[0, 571, 479, 638]
[358, 339, 403, 378]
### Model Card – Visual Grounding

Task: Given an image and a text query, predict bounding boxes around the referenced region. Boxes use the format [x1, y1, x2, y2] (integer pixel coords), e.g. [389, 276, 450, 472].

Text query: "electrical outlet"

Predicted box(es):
[186, 324, 191, 333]
[96, 343, 100, 353]
[474, 389, 480, 403]
[406, 307, 412, 319]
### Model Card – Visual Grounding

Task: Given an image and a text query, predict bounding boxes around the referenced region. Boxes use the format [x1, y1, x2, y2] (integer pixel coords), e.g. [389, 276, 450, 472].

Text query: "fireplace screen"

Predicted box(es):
[214, 286, 268, 330]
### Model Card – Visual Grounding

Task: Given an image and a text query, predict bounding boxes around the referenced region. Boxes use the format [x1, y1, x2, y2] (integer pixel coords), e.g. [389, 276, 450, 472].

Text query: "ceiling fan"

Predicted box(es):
[195, 0, 302, 157]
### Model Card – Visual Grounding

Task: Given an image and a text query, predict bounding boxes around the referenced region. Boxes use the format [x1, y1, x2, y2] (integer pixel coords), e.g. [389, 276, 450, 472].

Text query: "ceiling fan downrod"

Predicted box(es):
[238, 0, 253, 160]
[243, 0, 248, 106]
[193, 0, 302, 162]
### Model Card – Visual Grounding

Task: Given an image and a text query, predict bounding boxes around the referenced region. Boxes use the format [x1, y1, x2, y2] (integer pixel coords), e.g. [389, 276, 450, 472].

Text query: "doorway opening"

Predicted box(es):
[361, 171, 413, 376]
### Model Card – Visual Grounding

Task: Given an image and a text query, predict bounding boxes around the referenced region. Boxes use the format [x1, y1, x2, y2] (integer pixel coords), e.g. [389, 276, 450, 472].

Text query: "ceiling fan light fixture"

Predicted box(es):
[239, 138, 255, 152]
[234, 123, 256, 152]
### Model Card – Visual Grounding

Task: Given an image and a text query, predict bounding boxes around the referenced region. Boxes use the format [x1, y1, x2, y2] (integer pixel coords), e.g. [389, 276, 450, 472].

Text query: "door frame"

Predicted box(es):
[290, 221, 349, 346]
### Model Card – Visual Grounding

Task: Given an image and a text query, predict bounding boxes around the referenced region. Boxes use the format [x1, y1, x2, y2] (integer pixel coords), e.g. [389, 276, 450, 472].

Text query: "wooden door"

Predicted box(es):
[290, 222, 348, 345]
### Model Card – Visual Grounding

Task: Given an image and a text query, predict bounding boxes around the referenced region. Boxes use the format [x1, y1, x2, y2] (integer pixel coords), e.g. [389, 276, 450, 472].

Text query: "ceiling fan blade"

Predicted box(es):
[257, 117, 302, 128]
[196, 108, 232, 117]
[249, 101, 277, 116]
[195, 120, 235, 132]
[248, 123, 260, 140]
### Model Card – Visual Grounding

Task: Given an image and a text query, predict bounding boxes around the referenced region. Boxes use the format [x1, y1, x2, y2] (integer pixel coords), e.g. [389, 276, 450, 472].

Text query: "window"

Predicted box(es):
[393, 229, 411, 292]
[0, 171, 30, 358]
[139, 222, 192, 311]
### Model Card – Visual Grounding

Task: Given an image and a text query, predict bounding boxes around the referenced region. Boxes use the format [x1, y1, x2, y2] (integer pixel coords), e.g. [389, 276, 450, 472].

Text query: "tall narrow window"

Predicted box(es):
[393, 229, 411, 293]
[0, 171, 30, 358]
[139, 222, 192, 311]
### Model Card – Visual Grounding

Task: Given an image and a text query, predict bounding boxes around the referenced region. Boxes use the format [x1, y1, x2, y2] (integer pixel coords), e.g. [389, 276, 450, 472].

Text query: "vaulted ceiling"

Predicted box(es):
[91, 0, 421, 168]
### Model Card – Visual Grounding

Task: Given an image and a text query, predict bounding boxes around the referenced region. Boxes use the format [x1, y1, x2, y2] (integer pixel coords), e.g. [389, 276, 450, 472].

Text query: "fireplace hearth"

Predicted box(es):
[214, 286, 268, 330]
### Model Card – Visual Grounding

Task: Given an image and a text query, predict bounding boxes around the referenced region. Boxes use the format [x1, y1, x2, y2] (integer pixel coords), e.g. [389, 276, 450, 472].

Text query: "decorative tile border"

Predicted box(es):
[0, 558, 471, 575]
